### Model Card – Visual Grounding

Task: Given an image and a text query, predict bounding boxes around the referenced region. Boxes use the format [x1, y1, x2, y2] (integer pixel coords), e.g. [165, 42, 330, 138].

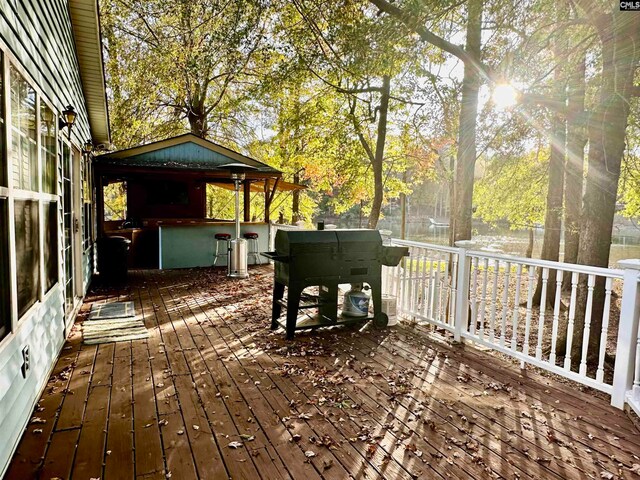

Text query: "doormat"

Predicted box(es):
[88, 301, 136, 320]
[83, 302, 149, 344]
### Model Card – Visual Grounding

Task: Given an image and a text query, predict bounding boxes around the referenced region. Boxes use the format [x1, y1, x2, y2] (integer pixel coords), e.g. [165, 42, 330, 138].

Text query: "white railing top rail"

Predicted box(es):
[390, 238, 460, 254]
[465, 249, 624, 278]
[390, 237, 624, 278]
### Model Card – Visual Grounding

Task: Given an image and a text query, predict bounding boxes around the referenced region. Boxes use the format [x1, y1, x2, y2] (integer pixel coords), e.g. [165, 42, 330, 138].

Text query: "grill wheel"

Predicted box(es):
[372, 312, 389, 329]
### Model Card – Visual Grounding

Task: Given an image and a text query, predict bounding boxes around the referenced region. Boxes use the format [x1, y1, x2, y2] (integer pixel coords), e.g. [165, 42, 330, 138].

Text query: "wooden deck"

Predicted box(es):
[5, 266, 640, 480]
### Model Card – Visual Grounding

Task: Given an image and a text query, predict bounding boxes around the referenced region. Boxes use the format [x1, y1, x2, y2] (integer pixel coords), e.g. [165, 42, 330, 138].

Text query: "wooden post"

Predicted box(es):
[292, 172, 300, 223]
[264, 179, 270, 223]
[611, 259, 640, 409]
[243, 180, 251, 222]
[96, 174, 104, 238]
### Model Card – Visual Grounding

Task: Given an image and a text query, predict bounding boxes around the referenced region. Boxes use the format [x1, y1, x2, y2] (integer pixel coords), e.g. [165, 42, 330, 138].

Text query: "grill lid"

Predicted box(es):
[274, 229, 382, 256]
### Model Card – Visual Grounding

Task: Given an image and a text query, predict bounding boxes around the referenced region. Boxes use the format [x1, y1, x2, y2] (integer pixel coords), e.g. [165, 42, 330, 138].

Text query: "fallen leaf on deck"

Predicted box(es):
[366, 444, 378, 459]
[228, 441, 243, 449]
[192, 425, 200, 430]
[240, 434, 255, 441]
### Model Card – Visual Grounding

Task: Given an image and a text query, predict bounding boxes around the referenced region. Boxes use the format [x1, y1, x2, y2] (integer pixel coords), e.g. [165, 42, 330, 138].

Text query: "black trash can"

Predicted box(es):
[98, 236, 131, 282]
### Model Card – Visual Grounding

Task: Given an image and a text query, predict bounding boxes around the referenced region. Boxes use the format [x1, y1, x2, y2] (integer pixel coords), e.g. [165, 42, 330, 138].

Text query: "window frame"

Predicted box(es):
[0, 43, 65, 350]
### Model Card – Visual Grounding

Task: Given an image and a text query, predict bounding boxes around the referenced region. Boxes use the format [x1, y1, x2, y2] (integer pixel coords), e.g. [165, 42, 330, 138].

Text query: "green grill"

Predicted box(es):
[262, 229, 408, 339]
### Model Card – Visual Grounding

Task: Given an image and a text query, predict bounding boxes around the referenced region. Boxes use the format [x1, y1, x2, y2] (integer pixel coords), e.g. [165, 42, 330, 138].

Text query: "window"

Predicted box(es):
[43, 201, 58, 293]
[103, 181, 126, 221]
[41, 100, 56, 194]
[10, 65, 37, 191]
[0, 199, 9, 341]
[15, 200, 40, 317]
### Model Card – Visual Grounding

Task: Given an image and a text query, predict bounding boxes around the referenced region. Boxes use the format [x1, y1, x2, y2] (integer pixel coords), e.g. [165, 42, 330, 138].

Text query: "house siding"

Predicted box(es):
[0, 1, 97, 476]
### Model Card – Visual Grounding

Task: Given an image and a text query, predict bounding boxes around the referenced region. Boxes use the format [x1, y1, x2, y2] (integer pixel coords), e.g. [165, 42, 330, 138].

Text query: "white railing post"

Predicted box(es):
[611, 259, 640, 409]
[453, 241, 474, 343]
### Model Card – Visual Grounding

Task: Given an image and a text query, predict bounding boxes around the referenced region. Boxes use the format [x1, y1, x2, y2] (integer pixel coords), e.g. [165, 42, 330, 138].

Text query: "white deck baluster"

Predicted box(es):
[400, 254, 408, 315]
[596, 277, 613, 383]
[536, 268, 549, 360]
[470, 257, 479, 335]
[427, 258, 435, 319]
[408, 248, 417, 317]
[549, 270, 563, 364]
[420, 252, 428, 315]
[434, 258, 442, 322]
[579, 274, 596, 376]
[489, 259, 500, 343]
[479, 258, 489, 339]
[500, 262, 511, 347]
[511, 264, 523, 351]
[449, 254, 458, 327]
[523, 266, 536, 356]
[564, 272, 579, 371]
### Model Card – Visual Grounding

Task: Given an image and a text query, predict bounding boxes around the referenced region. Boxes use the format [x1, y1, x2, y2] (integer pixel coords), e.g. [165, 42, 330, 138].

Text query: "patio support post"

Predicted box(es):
[264, 179, 270, 223]
[244, 180, 251, 222]
[96, 174, 104, 238]
[612, 259, 640, 409]
[453, 241, 474, 343]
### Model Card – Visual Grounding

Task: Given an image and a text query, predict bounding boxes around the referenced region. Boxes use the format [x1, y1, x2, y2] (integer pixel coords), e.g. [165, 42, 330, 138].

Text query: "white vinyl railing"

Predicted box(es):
[268, 222, 303, 251]
[384, 239, 640, 411]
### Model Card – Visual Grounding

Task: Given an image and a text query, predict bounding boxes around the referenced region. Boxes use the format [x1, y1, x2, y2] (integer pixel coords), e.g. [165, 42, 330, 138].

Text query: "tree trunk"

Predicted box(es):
[526, 228, 534, 258]
[292, 172, 300, 223]
[568, 12, 640, 368]
[533, 30, 566, 307]
[452, 0, 482, 243]
[367, 75, 391, 229]
[563, 56, 586, 267]
[188, 96, 207, 138]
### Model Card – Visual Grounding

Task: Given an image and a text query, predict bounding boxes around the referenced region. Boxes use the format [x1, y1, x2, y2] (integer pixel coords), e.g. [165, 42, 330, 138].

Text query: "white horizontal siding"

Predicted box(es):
[0, 285, 65, 477]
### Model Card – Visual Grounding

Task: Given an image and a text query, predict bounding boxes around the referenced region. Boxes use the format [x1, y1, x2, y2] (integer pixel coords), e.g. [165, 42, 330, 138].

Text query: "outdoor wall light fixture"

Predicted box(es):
[82, 140, 94, 155]
[59, 105, 77, 137]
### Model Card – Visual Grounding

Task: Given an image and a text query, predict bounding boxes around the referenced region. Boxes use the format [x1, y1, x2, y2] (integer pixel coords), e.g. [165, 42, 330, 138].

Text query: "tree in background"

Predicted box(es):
[101, 0, 269, 147]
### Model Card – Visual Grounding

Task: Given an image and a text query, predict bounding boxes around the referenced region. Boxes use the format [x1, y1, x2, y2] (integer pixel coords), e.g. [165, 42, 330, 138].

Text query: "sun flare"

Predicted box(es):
[492, 83, 519, 109]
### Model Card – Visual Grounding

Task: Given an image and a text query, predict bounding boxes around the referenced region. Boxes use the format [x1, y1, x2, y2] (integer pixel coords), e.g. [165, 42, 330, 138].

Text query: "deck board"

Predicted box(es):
[5, 266, 639, 480]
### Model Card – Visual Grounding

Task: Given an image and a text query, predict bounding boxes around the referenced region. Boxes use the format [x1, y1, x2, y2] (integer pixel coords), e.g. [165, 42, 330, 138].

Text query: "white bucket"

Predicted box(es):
[381, 294, 398, 325]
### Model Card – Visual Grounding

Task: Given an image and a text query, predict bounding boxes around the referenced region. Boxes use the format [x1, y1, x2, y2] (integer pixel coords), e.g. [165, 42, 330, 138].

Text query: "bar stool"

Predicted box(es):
[213, 233, 231, 266]
[243, 232, 262, 265]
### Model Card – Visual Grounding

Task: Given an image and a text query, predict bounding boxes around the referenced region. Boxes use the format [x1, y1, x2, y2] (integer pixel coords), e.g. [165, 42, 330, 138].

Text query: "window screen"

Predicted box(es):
[44, 201, 58, 292]
[41, 101, 56, 193]
[0, 199, 9, 340]
[10, 66, 37, 191]
[15, 199, 40, 317]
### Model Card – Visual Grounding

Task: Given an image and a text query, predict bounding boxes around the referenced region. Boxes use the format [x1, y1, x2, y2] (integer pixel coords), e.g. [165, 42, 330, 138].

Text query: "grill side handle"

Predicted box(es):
[261, 252, 290, 263]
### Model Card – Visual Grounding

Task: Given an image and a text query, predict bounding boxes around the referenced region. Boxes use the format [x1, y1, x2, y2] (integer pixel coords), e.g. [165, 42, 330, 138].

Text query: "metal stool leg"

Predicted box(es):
[213, 239, 228, 266]
[248, 238, 262, 265]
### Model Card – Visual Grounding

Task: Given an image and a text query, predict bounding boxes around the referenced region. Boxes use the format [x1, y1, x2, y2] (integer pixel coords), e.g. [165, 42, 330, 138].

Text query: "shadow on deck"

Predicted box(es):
[6, 267, 640, 480]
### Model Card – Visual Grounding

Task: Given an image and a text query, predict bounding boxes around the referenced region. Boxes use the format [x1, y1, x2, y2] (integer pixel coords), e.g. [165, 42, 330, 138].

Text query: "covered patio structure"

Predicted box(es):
[94, 134, 304, 269]
[5, 266, 639, 480]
